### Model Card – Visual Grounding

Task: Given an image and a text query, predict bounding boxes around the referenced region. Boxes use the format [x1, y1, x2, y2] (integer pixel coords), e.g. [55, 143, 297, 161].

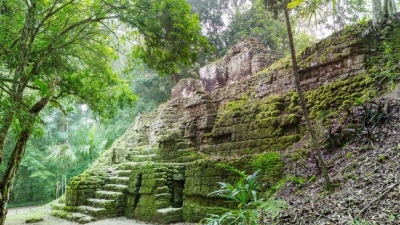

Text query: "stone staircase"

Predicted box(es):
[51, 168, 131, 224]
[52, 142, 188, 224]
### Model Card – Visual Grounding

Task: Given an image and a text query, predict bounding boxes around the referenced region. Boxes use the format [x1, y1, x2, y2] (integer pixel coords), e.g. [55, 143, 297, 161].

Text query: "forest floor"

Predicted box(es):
[264, 87, 400, 224]
[5, 205, 195, 225]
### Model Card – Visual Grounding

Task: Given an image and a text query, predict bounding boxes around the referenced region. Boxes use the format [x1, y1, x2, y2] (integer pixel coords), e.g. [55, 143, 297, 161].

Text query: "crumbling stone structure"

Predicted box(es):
[52, 24, 382, 223]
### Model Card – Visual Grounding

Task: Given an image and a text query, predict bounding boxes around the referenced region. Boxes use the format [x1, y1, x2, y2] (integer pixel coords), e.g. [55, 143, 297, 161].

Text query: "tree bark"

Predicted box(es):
[283, 6, 333, 190]
[0, 112, 14, 165]
[0, 127, 32, 225]
[385, 0, 397, 19]
[372, 0, 384, 27]
[0, 1, 36, 167]
[0, 97, 50, 225]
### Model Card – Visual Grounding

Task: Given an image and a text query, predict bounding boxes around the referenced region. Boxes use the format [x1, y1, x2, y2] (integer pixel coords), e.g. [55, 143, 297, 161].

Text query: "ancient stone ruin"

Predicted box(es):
[51, 25, 380, 223]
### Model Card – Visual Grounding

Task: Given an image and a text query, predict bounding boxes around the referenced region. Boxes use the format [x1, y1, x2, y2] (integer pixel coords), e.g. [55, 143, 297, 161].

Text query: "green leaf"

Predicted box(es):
[33, 79, 49, 97]
[49, 99, 67, 115]
[288, 0, 304, 9]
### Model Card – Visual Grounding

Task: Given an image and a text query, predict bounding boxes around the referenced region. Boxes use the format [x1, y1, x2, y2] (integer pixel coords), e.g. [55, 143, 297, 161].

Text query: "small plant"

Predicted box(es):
[201, 167, 286, 225]
[388, 213, 396, 222]
[351, 219, 373, 225]
[377, 154, 388, 163]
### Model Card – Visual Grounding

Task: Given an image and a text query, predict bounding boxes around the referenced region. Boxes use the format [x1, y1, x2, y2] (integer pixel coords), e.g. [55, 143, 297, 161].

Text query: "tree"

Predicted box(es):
[290, 0, 397, 29]
[187, 0, 249, 51]
[0, 0, 208, 224]
[45, 112, 110, 199]
[220, 0, 289, 56]
[372, 0, 397, 27]
[263, 0, 333, 190]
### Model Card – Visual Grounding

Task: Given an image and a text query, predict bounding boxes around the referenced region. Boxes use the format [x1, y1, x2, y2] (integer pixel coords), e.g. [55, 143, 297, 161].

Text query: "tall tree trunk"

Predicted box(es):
[0, 1, 36, 168]
[0, 127, 32, 225]
[373, 0, 384, 27]
[283, 6, 333, 191]
[385, 0, 397, 19]
[0, 112, 14, 165]
[0, 97, 50, 225]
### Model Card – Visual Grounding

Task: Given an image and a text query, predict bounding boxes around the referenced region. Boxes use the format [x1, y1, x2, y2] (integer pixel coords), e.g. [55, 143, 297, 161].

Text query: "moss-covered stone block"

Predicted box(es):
[66, 173, 105, 206]
[182, 199, 230, 222]
[155, 208, 183, 224]
[257, 117, 279, 128]
[278, 114, 300, 127]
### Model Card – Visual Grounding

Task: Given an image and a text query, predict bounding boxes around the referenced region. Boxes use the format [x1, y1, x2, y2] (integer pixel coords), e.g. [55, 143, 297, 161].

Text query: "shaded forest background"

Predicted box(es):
[2, 0, 372, 207]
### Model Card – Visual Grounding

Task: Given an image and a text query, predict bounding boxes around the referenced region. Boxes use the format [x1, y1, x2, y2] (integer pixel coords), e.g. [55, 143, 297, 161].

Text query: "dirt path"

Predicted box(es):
[6, 205, 194, 225]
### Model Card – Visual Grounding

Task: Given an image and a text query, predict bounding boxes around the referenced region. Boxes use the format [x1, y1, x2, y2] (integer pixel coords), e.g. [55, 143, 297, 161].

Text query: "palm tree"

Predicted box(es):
[45, 110, 110, 198]
[46, 144, 77, 198]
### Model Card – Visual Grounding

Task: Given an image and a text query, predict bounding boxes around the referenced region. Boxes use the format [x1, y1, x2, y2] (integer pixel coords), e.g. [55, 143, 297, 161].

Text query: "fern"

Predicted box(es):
[216, 163, 247, 178]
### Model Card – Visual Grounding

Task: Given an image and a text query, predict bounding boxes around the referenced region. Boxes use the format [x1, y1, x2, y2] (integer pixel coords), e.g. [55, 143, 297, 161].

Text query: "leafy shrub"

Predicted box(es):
[201, 167, 286, 225]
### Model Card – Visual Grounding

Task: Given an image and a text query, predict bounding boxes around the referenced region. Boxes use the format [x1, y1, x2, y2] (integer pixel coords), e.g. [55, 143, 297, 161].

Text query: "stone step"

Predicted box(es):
[103, 184, 128, 192]
[157, 207, 182, 214]
[129, 154, 156, 162]
[95, 190, 124, 200]
[115, 170, 131, 177]
[107, 176, 130, 185]
[51, 210, 94, 224]
[128, 148, 158, 155]
[76, 205, 107, 218]
[70, 212, 94, 224]
[155, 193, 171, 200]
[155, 207, 182, 224]
[50, 203, 65, 211]
[86, 198, 116, 209]
[115, 162, 140, 170]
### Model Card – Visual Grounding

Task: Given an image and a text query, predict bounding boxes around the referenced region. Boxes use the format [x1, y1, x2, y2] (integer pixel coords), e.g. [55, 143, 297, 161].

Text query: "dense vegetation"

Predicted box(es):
[1, 0, 399, 224]
[0, 0, 208, 224]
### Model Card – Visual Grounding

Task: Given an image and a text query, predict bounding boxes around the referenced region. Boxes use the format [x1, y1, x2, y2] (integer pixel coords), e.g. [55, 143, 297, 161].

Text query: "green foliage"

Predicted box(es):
[219, 0, 289, 56]
[125, 0, 210, 74]
[201, 168, 286, 225]
[187, 0, 315, 60]
[288, 0, 369, 30]
[371, 37, 400, 87]
[268, 176, 305, 194]
[0, 0, 208, 213]
[251, 152, 284, 187]
[351, 100, 389, 144]
[351, 219, 374, 225]
[288, 0, 330, 26]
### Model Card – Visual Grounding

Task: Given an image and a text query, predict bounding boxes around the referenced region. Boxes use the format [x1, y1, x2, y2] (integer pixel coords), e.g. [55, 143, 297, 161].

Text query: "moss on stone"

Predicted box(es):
[26, 217, 44, 223]
[278, 114, 300, 127]
[257, 117, 279, 128]
[51, 210, 70, 220]
[182, 199, 231, 222]
[60, 19, 399, 224]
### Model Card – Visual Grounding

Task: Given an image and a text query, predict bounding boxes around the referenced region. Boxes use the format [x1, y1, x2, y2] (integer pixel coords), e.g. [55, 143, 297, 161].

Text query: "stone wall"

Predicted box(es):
[207, 28, 367, 107]
[122, 163, 185, 224]
[64, 23, 383, 224]
[199, 38, 283, 93]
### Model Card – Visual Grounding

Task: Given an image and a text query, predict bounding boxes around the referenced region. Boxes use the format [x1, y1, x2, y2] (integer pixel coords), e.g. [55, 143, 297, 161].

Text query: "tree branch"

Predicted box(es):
[355, 181, 400, 219]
